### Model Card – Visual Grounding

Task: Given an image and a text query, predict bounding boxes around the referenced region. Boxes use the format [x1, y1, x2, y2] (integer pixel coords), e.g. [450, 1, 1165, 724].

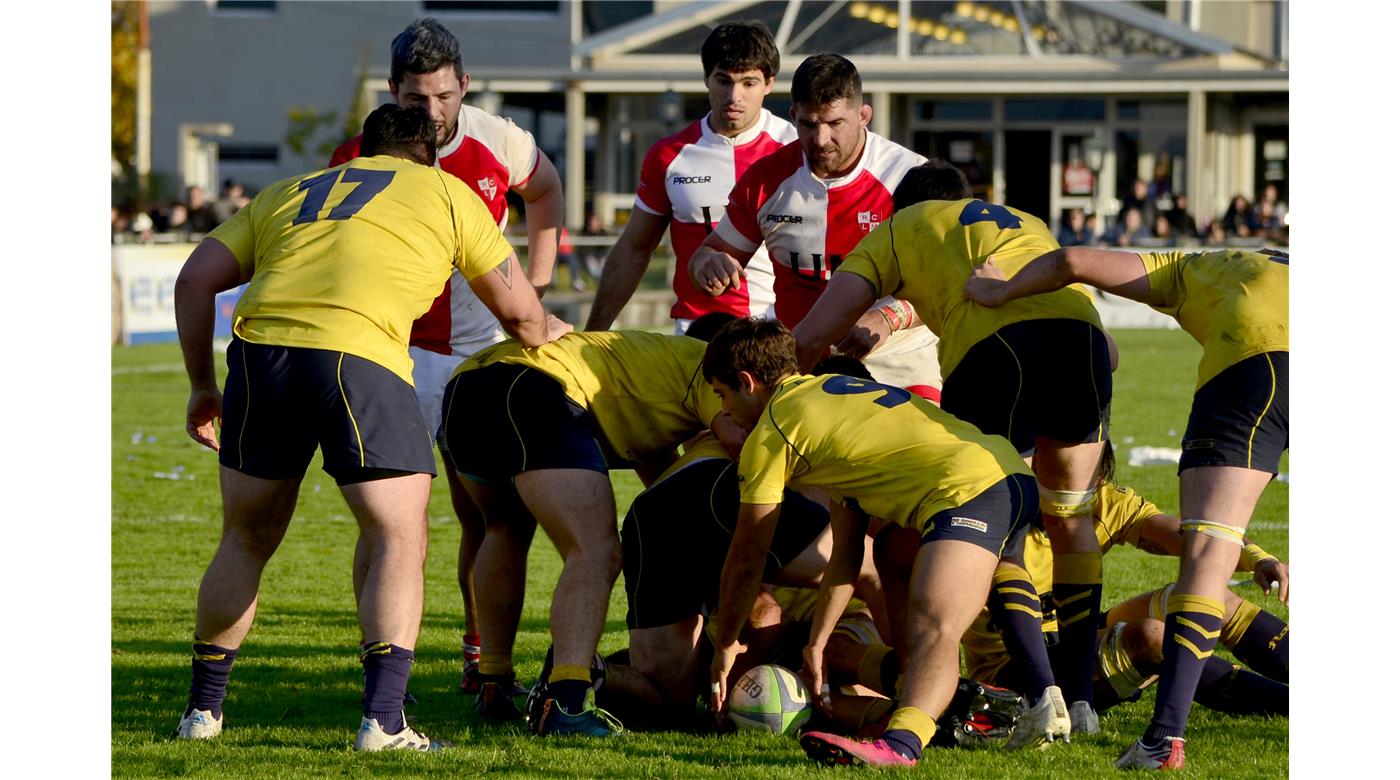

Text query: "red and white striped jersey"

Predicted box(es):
[634, 110, 795, 321]
[712, 131, 926, 327]
[330, 104, 541, 356]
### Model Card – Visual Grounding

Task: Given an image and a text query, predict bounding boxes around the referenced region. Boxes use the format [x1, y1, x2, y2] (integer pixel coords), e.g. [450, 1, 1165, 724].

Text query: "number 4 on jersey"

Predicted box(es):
[959, 200, 1022, 230]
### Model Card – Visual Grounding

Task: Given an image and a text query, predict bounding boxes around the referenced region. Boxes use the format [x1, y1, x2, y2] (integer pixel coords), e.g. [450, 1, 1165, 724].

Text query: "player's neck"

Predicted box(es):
[706, 110, 762, 140]
[437, 121, 461, 151]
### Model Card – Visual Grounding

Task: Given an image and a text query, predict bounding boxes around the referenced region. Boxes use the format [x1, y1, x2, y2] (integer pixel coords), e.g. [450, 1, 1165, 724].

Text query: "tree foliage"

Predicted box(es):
[112, 2, 139, 180]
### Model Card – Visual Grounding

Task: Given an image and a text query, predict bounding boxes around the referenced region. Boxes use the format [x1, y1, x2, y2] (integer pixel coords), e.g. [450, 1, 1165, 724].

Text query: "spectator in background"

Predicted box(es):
[554, 226, 590, 292]
[1167, 194, 1198, 240]
[579, 212, 610, 280]
[1204, 220, 1228, 246]
[1257, 183, 1286, 222]
[212, 179, 251, 225]
[185, 185, 219, 235]
[1149, 213, 1176, 245]
[165, 203, 192, 239]
[1221, 195, 1253, 238]
[1057, 207, 1092, 247]
[1103, 207, 1150, 248]
[1122, 178, 1157, 225]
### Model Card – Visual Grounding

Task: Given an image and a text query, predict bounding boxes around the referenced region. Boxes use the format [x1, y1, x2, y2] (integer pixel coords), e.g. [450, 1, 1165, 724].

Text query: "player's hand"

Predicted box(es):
[835, 310, 891, 359]
[690, 252, 745, 297]
[1254, 558, 1289, 606]
[544, 314, 574, 342]
[964, 256, 1010, 307]
[186, 388, 223, 452]
[709, 637, 747, 729]
[801, 641, 832, 717]
[712, 412, 751, 460]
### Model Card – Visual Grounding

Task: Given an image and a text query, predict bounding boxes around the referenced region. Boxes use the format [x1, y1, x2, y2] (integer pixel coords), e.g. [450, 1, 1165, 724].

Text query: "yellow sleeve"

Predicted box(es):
[448, 174, 514, 280]
[737, 418, 796, 506]
[1103, 484, 1165, 549]
[206, 195, 258, 277]
[835, 220, 900, 299]
[1138, 251, 1189, 310]
[685, 370, 725, 429]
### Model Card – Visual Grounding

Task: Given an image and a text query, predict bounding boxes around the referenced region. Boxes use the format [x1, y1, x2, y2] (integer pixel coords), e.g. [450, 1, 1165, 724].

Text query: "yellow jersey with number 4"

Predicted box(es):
[1138, 249, 1289, 389]
[737, 374, 1030, 532]
[837, 198, 1102, 378]
[209, 155, 512, 384]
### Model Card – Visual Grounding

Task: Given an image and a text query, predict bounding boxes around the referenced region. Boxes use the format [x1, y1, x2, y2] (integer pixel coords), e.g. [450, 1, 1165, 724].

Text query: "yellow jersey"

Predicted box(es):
[457, 331, 725, 463]
[837, 199, 1103, 378]
[1138, 250, 1289, 388]
[737, 374, 1031, 532]
[962, 482, 1164, 678]
[210, 155, 512, 384]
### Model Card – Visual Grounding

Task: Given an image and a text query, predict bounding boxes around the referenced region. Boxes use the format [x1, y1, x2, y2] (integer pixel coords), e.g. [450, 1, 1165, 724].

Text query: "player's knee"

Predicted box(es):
[1122, 619, 1165, 667]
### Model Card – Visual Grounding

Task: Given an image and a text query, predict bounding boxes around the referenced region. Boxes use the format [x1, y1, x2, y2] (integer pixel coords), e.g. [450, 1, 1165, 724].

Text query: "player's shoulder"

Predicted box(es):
[863, 132, 927, 185]
[750, 109, 798, 145]
[644, 120, 705, 162]
[456, 104, 529, 140]
[740, 140, 805, 185]
[329, 134, 363, 165]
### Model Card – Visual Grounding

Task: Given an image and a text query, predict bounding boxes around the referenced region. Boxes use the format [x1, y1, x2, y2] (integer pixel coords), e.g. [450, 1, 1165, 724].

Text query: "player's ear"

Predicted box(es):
[858, 102, 873, 126]
[460, 73, 471, 93]
[387, 78, 399, 99]
[737, 370, 760, 395]
[762, 76, 775, 96]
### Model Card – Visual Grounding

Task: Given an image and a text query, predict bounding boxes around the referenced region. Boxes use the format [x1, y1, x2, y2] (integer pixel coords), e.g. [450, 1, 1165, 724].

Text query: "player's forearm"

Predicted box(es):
[174, 278, 219, 393]
[585, 244, 651, 331]
[498, 305, 552, 347]
[712, 503, 781, 646]
[522, 194, 563, 295]
[1237, 537, 1280, 572]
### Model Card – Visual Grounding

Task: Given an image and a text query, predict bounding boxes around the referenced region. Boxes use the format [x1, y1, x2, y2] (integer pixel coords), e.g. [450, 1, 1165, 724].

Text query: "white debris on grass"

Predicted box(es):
[1127, 446, 1181, 467]
[153, 465, 195, 481]
[1275, 473, 1288, 483]
[131, 431, 142, 444]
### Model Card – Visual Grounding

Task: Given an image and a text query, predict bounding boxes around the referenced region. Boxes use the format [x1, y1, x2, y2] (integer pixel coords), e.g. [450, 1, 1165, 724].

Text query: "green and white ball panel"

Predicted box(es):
[729, 664, 813, 736]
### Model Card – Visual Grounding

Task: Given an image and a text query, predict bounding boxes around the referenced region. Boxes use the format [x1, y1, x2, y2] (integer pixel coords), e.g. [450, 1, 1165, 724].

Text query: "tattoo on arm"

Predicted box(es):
[1137, 538, 1171, 556]
[493, 258, 513, 289]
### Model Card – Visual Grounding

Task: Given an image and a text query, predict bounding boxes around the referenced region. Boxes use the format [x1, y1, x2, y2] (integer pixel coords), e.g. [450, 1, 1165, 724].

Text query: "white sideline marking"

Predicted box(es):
[113, 362, 185, 376]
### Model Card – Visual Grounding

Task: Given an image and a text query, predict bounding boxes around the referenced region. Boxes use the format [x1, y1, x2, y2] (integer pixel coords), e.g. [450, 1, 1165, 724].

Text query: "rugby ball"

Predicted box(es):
[729, 664, 813, 736]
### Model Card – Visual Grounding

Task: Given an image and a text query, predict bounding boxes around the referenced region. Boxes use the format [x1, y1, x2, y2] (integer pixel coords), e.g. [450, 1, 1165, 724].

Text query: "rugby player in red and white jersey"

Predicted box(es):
[689, 54, 940, 388]
[328, 18, 563, 705]
[585, 21, 795, 335]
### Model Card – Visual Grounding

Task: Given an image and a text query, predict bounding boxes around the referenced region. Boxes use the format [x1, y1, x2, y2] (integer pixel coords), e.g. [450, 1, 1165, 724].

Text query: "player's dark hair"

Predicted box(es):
[791, 53, 862, 109]
[702, 317, 799, 389]
[391, 18, 464, 84]
[684, 312, 740, 343]
[701, 21, 780, 80]
[361, 104, 437, 166]
[812, 354, 874, 381]
[892, 159, 972, 212]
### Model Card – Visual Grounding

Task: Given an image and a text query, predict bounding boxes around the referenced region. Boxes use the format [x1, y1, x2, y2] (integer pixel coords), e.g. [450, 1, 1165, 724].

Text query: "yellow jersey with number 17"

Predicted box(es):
[1138, 249, 1289, 389]
[208, 155, 512, 384]
[737, 374, 1031, 532]
[837, 198, 1102, 379]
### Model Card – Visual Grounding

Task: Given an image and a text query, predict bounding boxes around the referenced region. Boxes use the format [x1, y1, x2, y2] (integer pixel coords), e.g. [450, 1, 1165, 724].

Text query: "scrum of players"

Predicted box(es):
[171, 16, 1288, 772]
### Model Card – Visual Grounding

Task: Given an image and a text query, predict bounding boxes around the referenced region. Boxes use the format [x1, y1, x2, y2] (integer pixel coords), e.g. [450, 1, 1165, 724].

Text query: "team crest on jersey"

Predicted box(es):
[476, 177, 498, 201]
[857, 211, 882, 233]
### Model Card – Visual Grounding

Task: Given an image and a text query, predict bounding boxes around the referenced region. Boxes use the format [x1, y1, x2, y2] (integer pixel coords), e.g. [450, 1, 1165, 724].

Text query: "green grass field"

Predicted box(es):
[112, 329, 1287, 778]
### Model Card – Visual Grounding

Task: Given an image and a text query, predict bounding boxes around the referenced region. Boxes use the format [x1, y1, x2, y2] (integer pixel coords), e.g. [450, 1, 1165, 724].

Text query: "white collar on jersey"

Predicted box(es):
[802, 128, 879, 189]
[699, 108, 777, 147]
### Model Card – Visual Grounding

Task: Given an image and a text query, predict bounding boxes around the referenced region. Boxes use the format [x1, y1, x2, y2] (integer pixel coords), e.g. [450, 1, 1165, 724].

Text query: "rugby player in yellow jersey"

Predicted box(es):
[964, 445, 1289, 726]
[792, 161, 1114, 734]
[439, 330, 745, 736]
[171, 105, 567, 751]
[700, 318, 1041, 768]
[965, 246, 1287, 770]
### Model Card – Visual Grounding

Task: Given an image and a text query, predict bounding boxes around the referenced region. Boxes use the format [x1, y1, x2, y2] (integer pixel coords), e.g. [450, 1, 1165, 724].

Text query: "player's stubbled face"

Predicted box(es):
[704, 68, 774, 137]
[391, 65, 467, 148]
[792, 98, 870, 178]
[710, 378, 764, 430]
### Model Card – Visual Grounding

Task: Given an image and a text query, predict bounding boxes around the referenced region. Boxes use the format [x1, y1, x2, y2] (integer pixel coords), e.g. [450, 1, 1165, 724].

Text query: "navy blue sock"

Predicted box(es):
[188, 641, 238, 719]
[361, 641, 414, 734]
[882, 728, 923, 760]
[548, 679, 591, 714]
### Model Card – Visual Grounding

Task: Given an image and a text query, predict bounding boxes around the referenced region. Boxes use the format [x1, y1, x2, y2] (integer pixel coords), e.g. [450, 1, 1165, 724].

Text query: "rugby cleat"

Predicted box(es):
[533, 689, 624, 737]
[1070, 700, 1101, 735]
[525, 644, 608, 732]
[460, 658, 483, 695]
[800, 731, 918, 768]
[1115, 736, 1186, 770]
[1005, 685, 1071, 750]
[176, 708, 222, 740]
[475, 680, 525, 722]
[353, 714, 445, 752]
[932, 678, 1022, 748]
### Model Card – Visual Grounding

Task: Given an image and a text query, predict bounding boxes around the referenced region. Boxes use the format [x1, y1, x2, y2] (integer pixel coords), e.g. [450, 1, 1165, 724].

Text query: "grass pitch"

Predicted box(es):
[112, 329, 1287, 778]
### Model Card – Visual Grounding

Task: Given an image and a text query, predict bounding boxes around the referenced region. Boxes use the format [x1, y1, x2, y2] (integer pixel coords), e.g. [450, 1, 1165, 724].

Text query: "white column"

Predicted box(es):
[566, 81, 586, 230]
[1187, 89, 1206, 232]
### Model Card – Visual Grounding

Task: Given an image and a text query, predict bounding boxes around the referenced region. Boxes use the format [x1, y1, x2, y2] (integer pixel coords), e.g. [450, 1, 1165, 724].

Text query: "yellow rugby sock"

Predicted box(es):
[478, 653, 514, 677]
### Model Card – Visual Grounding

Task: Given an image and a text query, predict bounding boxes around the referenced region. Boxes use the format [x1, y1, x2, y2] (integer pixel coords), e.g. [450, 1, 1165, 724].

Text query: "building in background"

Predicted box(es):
[141, 0, 1286, 236]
